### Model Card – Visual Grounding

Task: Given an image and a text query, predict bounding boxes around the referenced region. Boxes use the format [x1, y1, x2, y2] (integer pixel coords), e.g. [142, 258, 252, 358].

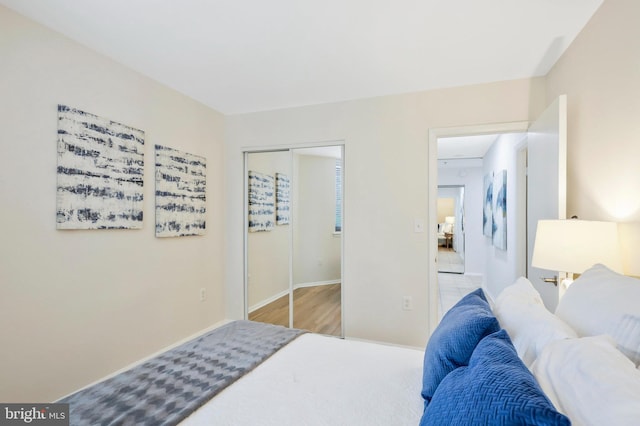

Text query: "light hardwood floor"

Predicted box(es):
[249, 283, 341, 336]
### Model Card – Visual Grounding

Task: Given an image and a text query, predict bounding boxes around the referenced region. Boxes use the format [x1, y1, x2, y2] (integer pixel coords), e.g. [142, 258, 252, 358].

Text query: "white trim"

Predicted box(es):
[428, 121, 529, 337]
[288, 149, 294, 329]
[248, 289, 290, 313]
[241, 139, 345, 154]
[243, 152, 249, 319]
[293, 279, 341, 289]
[55, 319, 232, 401]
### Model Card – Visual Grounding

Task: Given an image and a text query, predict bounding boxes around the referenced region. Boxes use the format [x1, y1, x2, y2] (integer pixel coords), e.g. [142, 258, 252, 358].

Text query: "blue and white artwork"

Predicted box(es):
[155, 145, 207, 237]
[492, 170, 507, 250]
[248, 171, 275, 232]
[56, 105, 144, 229]
[275, 173, 290, 225]
[483, 172, 493, 237]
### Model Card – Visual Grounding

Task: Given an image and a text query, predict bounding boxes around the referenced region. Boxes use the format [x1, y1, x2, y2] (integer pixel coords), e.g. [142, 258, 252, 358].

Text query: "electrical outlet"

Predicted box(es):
[402, 296, 413, 311]
[200, 288, 206, 302]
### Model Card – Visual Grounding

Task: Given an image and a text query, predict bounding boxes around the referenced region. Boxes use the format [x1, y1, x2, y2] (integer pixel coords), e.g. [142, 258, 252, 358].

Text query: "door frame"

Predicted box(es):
[243, 140, 346, 337]
[427, 122, 529, 335]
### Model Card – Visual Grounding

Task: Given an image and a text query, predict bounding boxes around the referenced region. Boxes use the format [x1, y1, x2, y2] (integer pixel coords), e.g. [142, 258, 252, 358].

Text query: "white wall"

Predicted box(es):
[247, 151, 291, 309]
[225, 79, 545, 347]
[438, 165, 484, 275]
[0, 6, 226, 402]
[481, 133, 526, 298]
[293, 154, 341, 285]
[545, 0, 640, 276]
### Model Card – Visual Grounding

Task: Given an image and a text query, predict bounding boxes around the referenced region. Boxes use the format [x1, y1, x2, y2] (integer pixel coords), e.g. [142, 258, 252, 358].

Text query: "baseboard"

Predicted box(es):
[293, 279, 340, 289]
[248, 289, 289, 313]
[55, 319, 231, 401]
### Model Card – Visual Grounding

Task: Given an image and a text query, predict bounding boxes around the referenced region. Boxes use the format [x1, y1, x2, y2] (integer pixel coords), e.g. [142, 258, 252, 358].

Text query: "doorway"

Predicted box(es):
[244, 144, 344, 337]
[427, 121, 530, 333]
[429, 96, 567, 332]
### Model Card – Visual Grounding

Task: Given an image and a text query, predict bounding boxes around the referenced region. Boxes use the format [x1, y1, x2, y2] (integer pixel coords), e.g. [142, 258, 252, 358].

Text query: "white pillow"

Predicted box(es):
[555, 264, 640, 365]
[494, 277, 577, 367]
[532, 335, 640, 426]
[497, 276, 544, 304]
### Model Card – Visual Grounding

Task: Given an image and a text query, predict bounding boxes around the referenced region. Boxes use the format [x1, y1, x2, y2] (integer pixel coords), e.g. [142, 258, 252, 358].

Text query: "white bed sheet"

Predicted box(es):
[181, 333, 425, 425]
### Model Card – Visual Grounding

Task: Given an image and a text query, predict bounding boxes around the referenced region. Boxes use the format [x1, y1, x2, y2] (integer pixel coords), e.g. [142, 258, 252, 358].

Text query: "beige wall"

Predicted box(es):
[436, 198, 455, 224]
[545, 0, 640, 275]
[293, 154, 342, 285]
[226, 78, 546, 347]
[0, 6, 226, 402]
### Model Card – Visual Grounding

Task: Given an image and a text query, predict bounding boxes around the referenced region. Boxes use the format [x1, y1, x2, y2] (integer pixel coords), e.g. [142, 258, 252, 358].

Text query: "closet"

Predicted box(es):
[244, 145, 343, 336]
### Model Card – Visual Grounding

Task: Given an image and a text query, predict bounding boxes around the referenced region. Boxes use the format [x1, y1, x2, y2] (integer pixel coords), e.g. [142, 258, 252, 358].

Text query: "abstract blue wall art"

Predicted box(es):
[483, 172, 493, 237]
[248, 171, 275, 232]
[492, 170, 507, 250]
[155, 145, 207, 237]
[56, 105, 144, 230]
[275, 173, 290, 225]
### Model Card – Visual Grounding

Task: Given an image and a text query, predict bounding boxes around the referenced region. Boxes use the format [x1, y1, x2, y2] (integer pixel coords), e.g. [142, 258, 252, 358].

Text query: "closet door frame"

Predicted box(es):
[243, 141, 345, 337]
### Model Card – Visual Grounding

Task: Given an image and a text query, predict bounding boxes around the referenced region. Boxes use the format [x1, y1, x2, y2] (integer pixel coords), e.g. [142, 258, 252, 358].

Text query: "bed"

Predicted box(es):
[60, 263, 640, 425]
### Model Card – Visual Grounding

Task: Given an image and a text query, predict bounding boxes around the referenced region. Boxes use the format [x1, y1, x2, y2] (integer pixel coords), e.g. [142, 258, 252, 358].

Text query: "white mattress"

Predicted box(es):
[181, 333, 425, 425]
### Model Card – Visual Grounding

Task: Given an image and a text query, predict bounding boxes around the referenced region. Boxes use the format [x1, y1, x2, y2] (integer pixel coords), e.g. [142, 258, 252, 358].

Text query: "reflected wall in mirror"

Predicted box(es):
[292, 147, 342, 336]
[245, 145, 343, 337]
[247, 151, 291, 328]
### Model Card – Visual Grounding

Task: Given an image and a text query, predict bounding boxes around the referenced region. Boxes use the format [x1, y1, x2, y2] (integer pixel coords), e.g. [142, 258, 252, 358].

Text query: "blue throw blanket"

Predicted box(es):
[61, 320, 306, 425]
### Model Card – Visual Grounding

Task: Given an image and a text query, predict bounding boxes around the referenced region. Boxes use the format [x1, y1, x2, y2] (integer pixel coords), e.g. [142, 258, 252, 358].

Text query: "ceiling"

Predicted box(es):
[1, 0, 603, 115]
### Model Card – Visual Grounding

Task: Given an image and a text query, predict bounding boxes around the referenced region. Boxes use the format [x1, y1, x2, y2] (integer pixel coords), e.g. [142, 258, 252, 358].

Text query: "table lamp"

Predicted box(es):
[531, 219, 623, 291]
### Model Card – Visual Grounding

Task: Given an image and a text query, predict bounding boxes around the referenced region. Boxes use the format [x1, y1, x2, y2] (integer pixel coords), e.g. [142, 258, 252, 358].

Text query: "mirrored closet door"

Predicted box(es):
[245, 150, 291, 328]
[245, 145, 343, 337]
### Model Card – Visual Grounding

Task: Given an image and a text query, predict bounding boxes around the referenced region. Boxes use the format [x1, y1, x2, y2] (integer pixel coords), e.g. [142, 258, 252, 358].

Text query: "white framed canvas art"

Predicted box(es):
[483, 172, 493, 238]
[155, 145, 207, 237]
[56, 105, 144, 229]
[492, 169, 507, 250]
[275, 173, 290, 225]
[248, 171, 275, 232]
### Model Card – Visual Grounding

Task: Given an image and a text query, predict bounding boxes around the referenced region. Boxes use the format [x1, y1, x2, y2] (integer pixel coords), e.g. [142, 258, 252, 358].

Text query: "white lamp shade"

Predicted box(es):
[532, 219, 623, 274]
[445, 216, 455, 224]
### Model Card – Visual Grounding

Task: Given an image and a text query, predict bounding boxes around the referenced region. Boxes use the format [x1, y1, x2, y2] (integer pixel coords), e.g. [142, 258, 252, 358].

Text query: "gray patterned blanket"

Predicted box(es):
[61, 320, 306, 425]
